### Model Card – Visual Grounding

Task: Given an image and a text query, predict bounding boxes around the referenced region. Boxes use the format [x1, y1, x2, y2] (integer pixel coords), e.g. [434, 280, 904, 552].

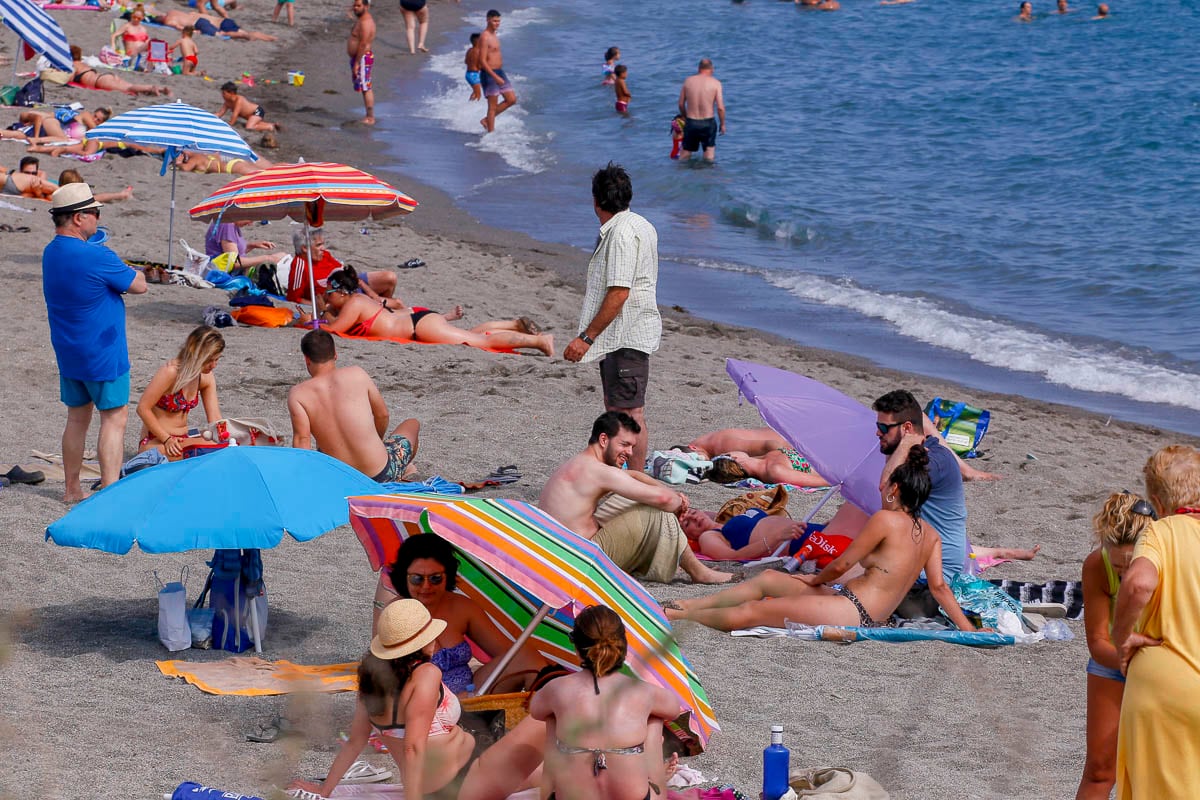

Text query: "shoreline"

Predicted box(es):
[2, 2, 1200, 798]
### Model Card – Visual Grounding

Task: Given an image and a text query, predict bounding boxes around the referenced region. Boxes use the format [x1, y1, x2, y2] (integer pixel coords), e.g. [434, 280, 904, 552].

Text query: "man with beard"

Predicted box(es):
[348, 0, 376, 125]
[539, 411, 737, 584]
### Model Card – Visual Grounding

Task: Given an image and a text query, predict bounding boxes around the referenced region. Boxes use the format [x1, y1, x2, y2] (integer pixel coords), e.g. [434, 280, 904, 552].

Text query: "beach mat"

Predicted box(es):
[157, 657, 359, 696]
[29, 449, 101, 482]
[329, 787, 537, 800]
[331, 329, 518, 355]
[732, 625, 1015, 647]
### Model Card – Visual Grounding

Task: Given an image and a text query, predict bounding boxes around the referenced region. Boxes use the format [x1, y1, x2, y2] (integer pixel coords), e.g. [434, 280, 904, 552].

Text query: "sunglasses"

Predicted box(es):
[79, 208, 101, 219]
[875, 421, 905, 435]
[1122, 490, 1158, 520]
[407, 573, 445, 586]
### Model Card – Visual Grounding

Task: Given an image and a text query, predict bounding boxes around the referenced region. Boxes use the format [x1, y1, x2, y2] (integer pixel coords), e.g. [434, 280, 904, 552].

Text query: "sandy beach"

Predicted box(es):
[1, 2, 1195, 798]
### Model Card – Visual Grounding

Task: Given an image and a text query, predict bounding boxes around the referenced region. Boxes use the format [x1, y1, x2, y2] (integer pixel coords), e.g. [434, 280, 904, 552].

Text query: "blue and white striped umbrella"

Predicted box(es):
[86, 100, 258, 269]
[0, 0, 72, 71]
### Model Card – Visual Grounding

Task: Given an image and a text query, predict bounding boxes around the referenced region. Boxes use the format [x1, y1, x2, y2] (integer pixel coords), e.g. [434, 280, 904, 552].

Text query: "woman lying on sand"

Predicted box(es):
[679, 507, 813, 560]
[0, 164, 57, 200]
[58, 169, 133, 204]
[707, 449, 829, 488]
[321, 269, 554, 355]
[174, 150, 272, 175]
[135, 326, 223, 458]
[17, 104, 110, 141]
[288, 600, 542, 800]
[70, 46, 170, 96]
[373, 534, 549, 695]
[665, 445, 979, 631]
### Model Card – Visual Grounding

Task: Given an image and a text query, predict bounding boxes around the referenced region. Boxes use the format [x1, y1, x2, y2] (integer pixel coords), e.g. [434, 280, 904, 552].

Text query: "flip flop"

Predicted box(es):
[398, 258, 426, 269]
[661, 600, 684, 612]
[484, 465, 521, 484]
[4, 466, 45, 485]
[247, 715, 297, 743]
[312, 761, 391, 784]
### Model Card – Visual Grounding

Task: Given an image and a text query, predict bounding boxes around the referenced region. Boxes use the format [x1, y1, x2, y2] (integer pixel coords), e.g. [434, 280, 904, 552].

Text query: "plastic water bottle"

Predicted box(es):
[762, 724, 790, 800]
[165, 782, 265, 800]
[964, 552, 979, 577]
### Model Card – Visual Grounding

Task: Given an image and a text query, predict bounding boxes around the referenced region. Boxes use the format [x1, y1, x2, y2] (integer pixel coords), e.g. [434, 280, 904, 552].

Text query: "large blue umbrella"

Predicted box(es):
[45, 447, 379, 554]
[0, 0, 72, 72]
[85, 100, 258, 269]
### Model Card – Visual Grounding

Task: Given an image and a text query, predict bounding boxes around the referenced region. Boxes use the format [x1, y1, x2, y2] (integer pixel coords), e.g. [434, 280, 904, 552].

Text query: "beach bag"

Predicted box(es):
[0, 86, 17, 106]
[210, 251, 240, 274]
[209, 549, 268, 653]
[180, 239, 210, 275]
[715, 484, 791, 524]
[155, 568, 192, 652]
[948, 573, 1022, 629]
[248, 261, 284, 296]
[40, 68, 71, 86]
[924, 397, 990, 458]
[230, 306, 294, 328]
[12, 77, 43, 107]
[789, 767, 889, 799]
[649, 449, 712, 485]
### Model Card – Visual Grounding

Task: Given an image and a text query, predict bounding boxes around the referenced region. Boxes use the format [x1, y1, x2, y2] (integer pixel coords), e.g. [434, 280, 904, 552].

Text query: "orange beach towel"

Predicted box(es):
[157, 657, 359, 696]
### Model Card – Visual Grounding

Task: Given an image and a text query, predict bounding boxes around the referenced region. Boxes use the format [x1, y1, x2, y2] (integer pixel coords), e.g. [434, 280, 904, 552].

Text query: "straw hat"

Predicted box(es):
[49, 183, 102, 215]
[370, 599, 447, 660]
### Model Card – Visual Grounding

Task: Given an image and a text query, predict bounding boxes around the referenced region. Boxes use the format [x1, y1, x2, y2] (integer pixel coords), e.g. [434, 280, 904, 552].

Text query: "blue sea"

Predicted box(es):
[375, 0, 1200, 433]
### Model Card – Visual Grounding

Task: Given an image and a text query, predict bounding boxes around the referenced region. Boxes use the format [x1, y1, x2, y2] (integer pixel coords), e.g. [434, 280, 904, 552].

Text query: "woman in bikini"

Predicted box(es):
[707, 447, 829, 488]
[321, 271, 554, 356]
[288, 599, 542, 800]
[665, 445, 979, 632]
[71, 45, 169, 96]
[0, 164, 57, 200]
[135, 326, 224, 459]
[111, 10, 151, 58]
[373, 534, 550, 696]
[174, 150, 271, 175]
[530, 605, 681, 800]
[678, 507, 813, 561]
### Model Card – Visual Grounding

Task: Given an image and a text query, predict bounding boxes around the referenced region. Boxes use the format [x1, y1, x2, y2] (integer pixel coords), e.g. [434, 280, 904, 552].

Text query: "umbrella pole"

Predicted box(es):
[304, 221, 317, 323]
[474, 603, 552, 696]
[167, 159, 177, 270]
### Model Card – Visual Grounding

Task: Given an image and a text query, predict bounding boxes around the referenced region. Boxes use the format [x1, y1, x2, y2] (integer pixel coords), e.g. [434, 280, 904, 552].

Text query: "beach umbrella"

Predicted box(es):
[46, 448, 386, 653]
[188, 162, 419, 319]
[84, 99, 258, 271]
[348, 493, 718, 753]
[0, 0, 72, 73]
[726, 359, 887, 562]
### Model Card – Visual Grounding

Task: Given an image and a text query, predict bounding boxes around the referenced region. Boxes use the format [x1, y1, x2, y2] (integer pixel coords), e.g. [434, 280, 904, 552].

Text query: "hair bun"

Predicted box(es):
[906, 444, 929, 471]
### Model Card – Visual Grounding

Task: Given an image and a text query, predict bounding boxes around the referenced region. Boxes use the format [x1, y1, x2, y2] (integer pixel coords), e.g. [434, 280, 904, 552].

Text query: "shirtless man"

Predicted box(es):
[217, 82, 278, 132]
[348, 0, 376, 125]
[287, 330, 421, 482]
[473, 9, 518, 133]
[539, 411, 736, 584]
[154, 9, 278, 41]
[677, 59, 725, 162]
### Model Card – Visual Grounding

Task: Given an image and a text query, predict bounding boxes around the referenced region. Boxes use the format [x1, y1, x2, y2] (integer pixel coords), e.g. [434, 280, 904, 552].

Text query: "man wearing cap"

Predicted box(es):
[43, 183, 147, 503]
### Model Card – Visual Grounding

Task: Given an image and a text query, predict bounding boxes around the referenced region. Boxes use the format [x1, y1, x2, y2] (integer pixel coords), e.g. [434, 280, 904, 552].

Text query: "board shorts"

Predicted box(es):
[219, 17, 239, 32]
[599, 347, 649, 409]
[681, 117, 718, 152]
[194, 17, 218, 35]
[481, 68, 512, 98]
[465, 70, 481, 86]
[372, 434, 414, 483]
[60, 372, 130, 411]
[352, 50, 374, 92]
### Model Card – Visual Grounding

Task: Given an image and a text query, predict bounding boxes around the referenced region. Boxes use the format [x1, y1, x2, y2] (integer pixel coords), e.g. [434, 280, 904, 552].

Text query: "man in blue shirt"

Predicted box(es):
[873, 389, 968, 580]
[42, 184, 147, 502]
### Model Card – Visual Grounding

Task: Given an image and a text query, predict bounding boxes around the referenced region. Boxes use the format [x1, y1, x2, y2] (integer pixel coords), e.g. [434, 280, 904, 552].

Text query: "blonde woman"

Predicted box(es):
[135, 326, 224, 458]
[1074, 491, 1155, 800]
[1113, 445, 1200, 799]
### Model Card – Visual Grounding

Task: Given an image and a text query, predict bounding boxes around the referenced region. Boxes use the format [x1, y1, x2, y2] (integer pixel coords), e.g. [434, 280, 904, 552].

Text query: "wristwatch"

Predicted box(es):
[578, 332, 594, 345]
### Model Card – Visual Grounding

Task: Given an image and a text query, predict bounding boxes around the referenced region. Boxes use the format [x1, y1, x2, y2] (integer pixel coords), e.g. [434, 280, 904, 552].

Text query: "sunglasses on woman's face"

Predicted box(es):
[407, 573, 445, 586]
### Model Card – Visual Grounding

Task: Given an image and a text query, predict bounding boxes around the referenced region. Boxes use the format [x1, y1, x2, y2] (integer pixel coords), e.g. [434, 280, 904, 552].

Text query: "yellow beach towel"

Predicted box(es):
[157, 657, 359, 696]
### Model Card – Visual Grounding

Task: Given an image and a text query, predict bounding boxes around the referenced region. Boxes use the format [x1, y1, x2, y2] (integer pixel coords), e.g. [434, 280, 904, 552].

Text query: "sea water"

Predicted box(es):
[376, 0, 1200, 433]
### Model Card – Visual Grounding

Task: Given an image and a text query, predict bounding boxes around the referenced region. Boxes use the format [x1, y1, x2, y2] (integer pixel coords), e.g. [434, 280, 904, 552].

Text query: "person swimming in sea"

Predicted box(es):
[613, 64, 630, 115]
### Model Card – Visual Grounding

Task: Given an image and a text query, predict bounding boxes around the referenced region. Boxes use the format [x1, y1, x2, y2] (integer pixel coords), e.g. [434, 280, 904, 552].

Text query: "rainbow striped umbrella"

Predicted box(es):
[188, 161, 418, 318]
[348, 493, 718, 752]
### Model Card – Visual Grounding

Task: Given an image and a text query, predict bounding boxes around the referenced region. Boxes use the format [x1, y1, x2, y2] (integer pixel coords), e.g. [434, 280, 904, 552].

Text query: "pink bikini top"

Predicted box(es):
[372, 682, 461, 739]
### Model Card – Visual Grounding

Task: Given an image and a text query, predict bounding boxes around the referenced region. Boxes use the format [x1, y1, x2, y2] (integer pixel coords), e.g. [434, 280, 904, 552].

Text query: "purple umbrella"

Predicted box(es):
[725, 359, 885, 518]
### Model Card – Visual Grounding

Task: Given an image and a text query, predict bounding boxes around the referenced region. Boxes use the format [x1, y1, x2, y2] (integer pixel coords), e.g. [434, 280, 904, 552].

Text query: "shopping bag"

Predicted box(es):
[179, 239, 210, 276]
[155, 568, 192, 652]
[924, 397, 990, 458]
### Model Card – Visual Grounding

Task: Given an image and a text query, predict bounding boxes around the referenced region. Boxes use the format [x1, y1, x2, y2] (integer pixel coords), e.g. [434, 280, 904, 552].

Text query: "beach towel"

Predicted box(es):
[327, 786, 538, 800]
[331, 328, 518, 355]
[230, 306, 294, 328]
[156, 657, 359, 696]
[29, 449, 101, 481]
[592, 495, 687, 583]
[731, 624, 1015, 648]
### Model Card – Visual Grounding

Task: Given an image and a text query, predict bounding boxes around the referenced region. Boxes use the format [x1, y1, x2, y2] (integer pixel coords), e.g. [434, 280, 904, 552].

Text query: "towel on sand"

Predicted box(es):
[331, 329, 517, 354]
[157, 657, 359, 696]
[592, 495, 687, 583]
[30, 449, 101, 482]
[329, 787, 538, 799]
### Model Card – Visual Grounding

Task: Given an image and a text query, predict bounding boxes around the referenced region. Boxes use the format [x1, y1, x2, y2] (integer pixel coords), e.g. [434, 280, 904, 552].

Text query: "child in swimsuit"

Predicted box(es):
[464, 33, 482, 101]
[135, 326, 225, 459]
[670, 114, 686, 159]
[170, 26, 199, 74]
[613, 64, 630, 114]
[601, 46, 620, 85]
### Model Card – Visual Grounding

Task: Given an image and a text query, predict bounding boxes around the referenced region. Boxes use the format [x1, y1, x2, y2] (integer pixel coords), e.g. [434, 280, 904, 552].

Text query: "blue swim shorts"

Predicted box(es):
[1086, 657, 1125, 683]
[60, 372, 130, 410]
[465, 70, 481, 86]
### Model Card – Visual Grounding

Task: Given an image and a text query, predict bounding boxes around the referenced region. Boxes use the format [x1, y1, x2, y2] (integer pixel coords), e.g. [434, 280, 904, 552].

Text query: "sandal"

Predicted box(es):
[315, 761, 391, 784]
[661, 600, 685, 612]
[4, 466, 45, 485]
[399, 258, 426, 269]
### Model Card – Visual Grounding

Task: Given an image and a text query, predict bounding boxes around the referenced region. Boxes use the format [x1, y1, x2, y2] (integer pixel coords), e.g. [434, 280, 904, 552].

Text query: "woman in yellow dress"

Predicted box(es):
[1113, 444, 1200, 799]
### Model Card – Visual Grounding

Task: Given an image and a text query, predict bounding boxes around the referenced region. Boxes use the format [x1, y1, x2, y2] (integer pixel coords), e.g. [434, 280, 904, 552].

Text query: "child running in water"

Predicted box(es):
[601, 46, 620, 85]
[464, 33, 482, 101]
[613, 64, 630, 114]
[669, 113, 686, 159]
[169, 26, 199, 74]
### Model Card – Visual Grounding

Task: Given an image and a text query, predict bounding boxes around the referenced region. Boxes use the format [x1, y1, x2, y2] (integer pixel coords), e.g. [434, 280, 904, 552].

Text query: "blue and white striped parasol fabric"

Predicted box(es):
[86, 100, 259, 172]
[0, 0, 72, 71]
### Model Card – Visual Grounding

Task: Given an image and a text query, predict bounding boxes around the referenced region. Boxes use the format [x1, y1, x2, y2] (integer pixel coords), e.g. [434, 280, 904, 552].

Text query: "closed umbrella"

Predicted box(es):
[84, 99, 258, 270]
[189, 162, 419, 319]
[0, 0, 72, 73]
[46, 447, 386, 652]
[348, 493, 718, 753]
